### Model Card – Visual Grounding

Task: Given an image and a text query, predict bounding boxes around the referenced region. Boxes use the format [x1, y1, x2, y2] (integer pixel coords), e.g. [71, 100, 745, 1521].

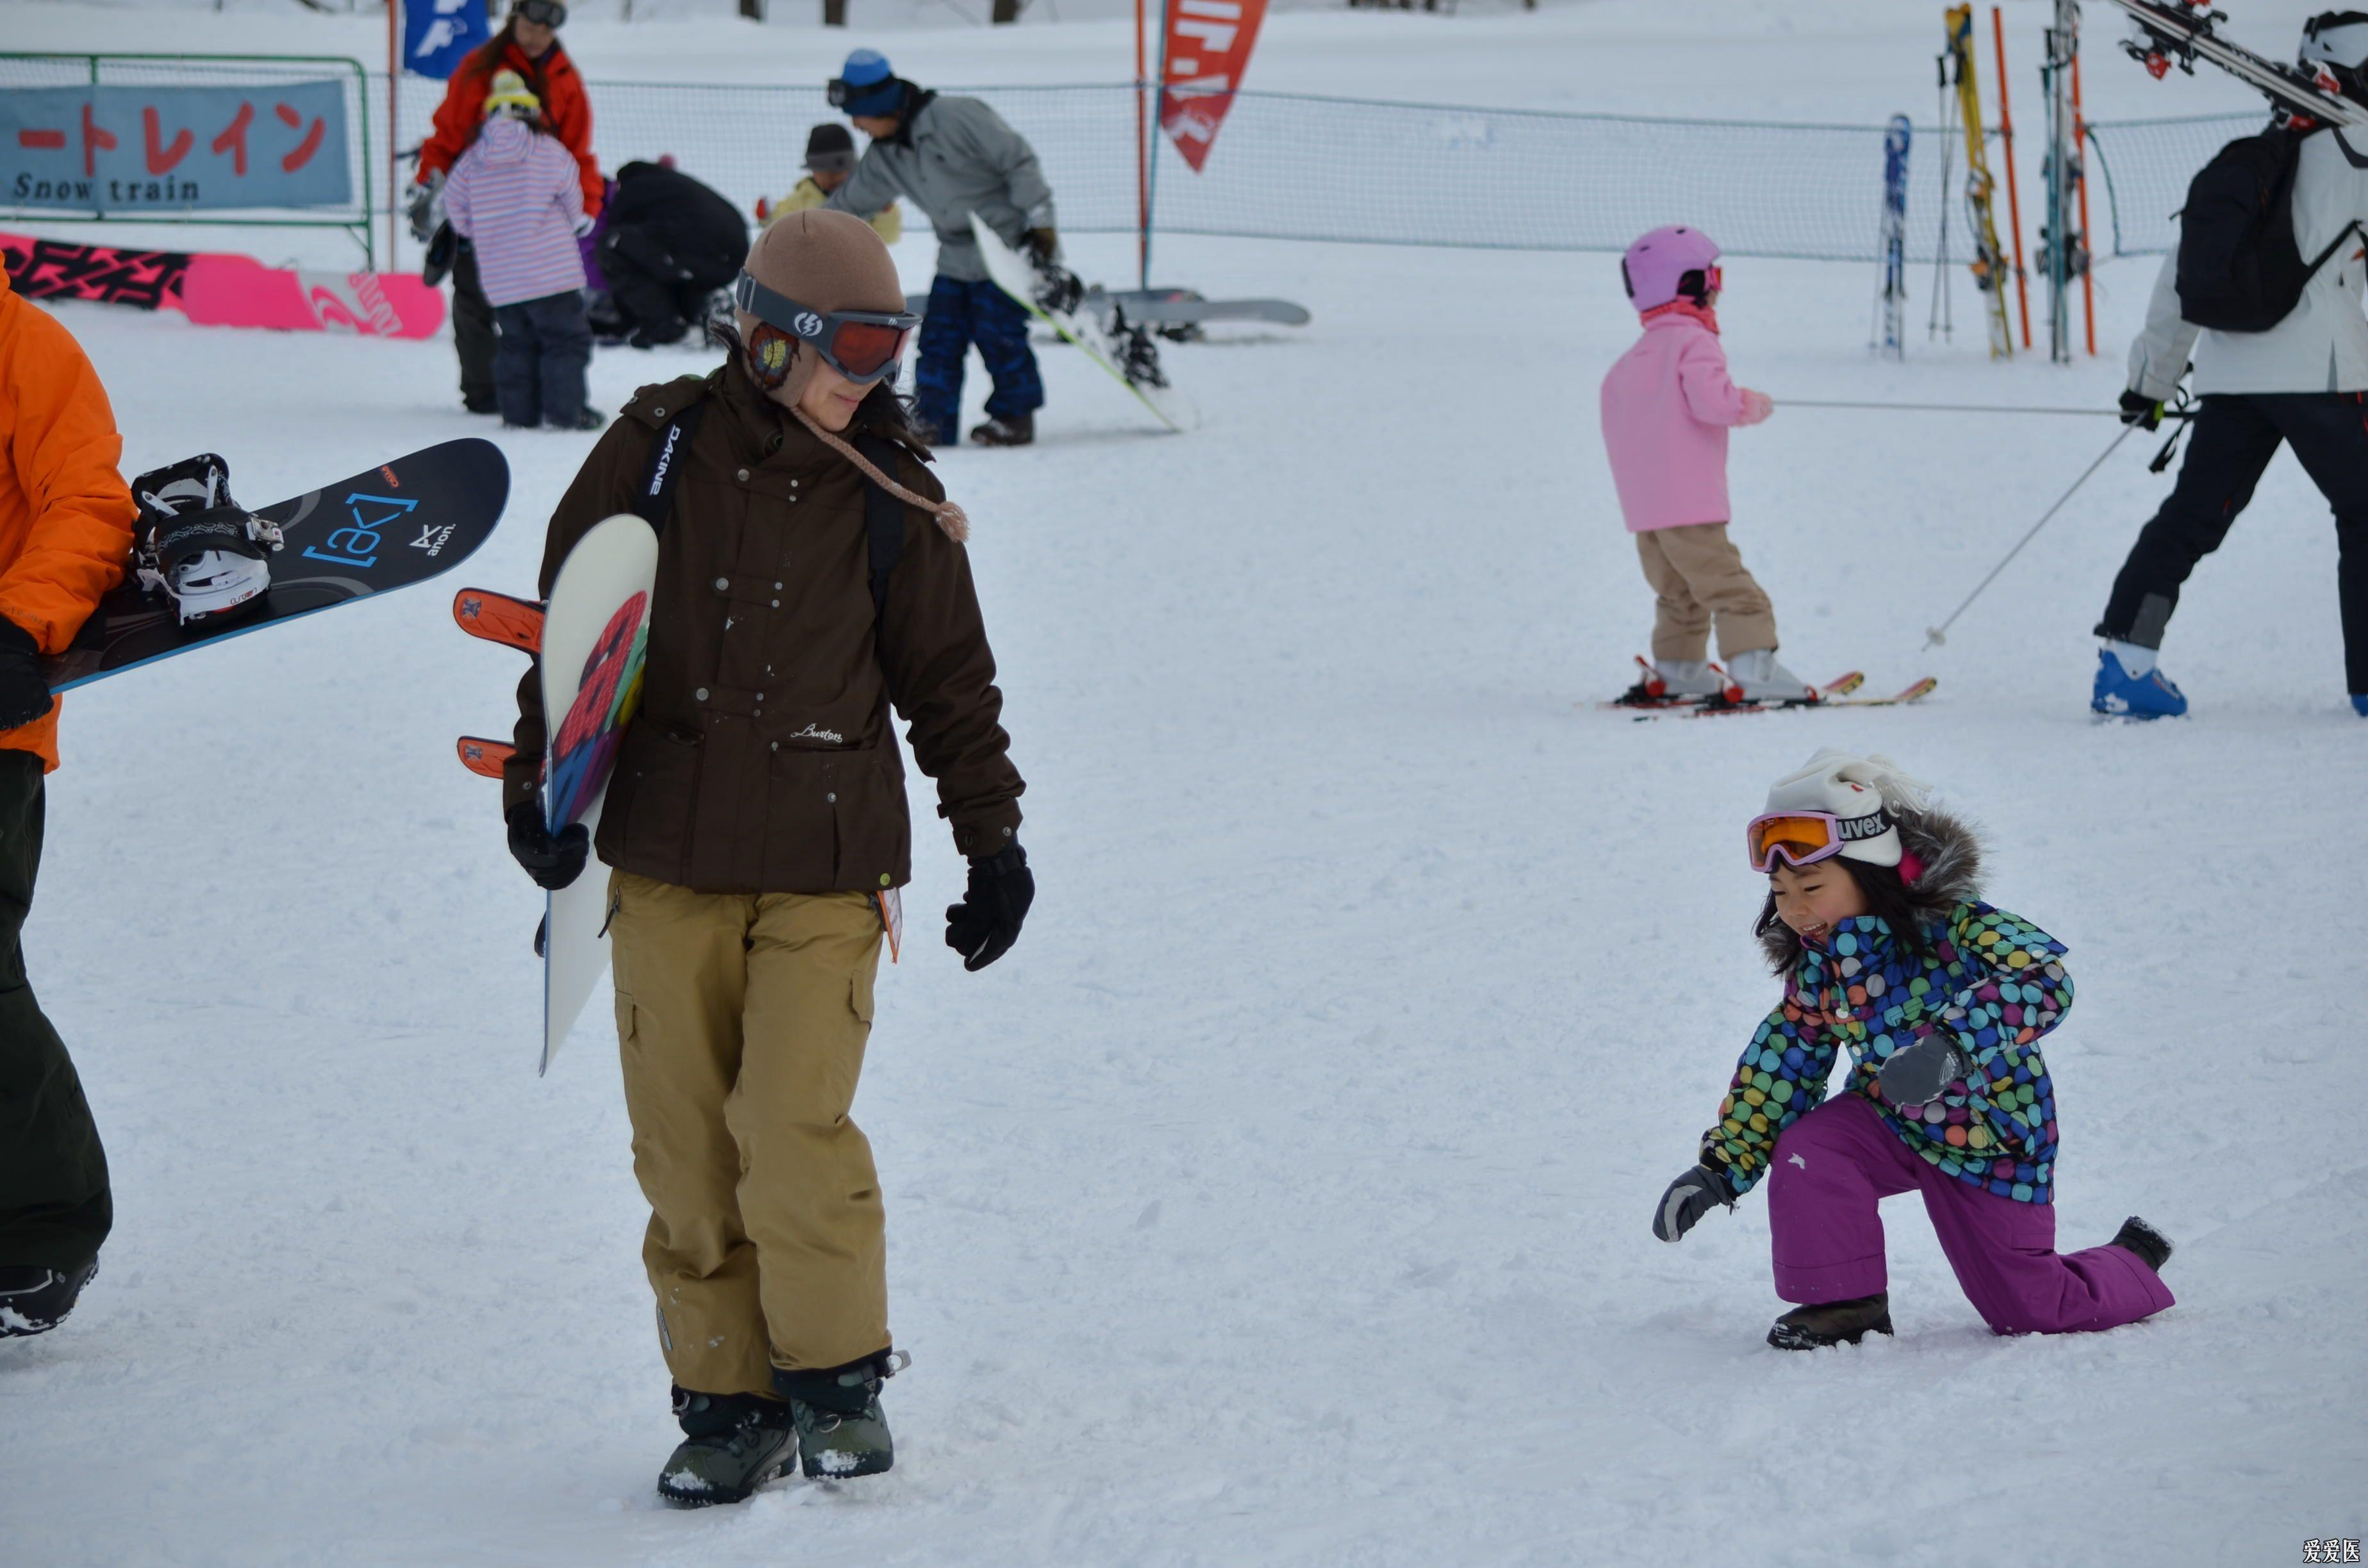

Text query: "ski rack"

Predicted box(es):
[2101, 0, 2368, 129]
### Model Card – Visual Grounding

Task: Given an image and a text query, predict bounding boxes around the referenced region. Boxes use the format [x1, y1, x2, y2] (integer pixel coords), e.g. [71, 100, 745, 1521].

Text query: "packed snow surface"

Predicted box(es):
[1, 2, 2363, 1565]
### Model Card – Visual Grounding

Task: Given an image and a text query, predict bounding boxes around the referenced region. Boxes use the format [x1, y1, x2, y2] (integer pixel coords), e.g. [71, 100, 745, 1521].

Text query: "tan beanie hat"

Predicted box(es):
[734, 207, 904, 407]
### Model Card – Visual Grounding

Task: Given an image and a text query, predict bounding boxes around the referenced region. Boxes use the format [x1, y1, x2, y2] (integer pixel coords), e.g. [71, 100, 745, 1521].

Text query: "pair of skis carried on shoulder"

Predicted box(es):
[1599, 658, 1937, 720]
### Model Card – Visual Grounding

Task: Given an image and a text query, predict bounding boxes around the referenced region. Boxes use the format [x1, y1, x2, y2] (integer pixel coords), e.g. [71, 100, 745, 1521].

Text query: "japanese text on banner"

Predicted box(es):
[2, 83, 351, 213]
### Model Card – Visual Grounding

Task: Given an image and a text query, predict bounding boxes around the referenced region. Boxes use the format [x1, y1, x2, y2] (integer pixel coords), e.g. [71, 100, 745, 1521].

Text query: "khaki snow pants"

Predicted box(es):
[1633, 522, 1779, 662]
[609, 871, 889, 1396]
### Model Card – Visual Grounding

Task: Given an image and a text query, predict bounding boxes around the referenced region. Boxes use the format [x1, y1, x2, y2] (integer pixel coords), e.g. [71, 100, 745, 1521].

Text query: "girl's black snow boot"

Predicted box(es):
[1766, 1291, 1894, 1350]
[2109, 1216, 2173, 1273]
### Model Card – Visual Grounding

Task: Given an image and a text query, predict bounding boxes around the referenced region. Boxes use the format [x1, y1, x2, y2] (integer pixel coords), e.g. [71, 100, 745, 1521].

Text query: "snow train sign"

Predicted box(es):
[1160, 0, 1270, 172]
[1, 83, 351, 213]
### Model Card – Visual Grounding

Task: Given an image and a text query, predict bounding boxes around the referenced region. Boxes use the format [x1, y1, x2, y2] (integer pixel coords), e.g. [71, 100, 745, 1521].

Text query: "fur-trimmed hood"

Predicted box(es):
[1756, 803, 1986, 972]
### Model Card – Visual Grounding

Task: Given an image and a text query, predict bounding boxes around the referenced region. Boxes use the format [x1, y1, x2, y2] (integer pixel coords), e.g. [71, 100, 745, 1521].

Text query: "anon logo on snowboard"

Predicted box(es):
[302, 491, 422, 570]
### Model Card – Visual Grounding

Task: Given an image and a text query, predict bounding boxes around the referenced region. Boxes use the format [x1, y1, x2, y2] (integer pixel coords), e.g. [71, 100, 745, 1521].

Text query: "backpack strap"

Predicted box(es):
[853, 433, 907, 617]
[634, 397, 709, 536]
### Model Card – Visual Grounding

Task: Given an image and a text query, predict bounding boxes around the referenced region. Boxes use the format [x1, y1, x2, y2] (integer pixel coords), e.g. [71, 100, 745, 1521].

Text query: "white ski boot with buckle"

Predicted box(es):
[131, 453, 281, 625]
[1723, 648, 1817, 704]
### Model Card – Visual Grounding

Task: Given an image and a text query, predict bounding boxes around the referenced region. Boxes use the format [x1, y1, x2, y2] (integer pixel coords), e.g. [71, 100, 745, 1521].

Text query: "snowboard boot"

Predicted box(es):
[1724, 648, 1816, 704]
[130, 454, 277, 625]
[968, 414, 1035, 448]
[2109, 1216, 2173, 1274]
[2092, 646, 2187, 718]
[656, 1389, 798, 1508]
[0, 1258, 97, 1338]
[775, 1351, 907, 1480]
[1766, 1291, 1893, 1350]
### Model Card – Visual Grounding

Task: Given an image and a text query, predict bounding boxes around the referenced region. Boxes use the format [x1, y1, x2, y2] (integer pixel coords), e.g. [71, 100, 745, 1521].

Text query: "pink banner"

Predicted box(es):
[1158, 0, 1269, 174]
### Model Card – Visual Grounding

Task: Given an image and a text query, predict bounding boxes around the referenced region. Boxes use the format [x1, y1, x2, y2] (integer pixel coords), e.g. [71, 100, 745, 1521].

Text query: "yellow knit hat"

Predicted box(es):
[482, 70, 540, 119]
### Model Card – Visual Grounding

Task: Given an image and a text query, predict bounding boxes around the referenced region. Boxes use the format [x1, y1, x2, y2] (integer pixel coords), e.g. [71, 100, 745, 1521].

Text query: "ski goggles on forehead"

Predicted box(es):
[1746, 808, 1891, 872]
[732, 272, 918, 383]
[511, 0, 566, 24]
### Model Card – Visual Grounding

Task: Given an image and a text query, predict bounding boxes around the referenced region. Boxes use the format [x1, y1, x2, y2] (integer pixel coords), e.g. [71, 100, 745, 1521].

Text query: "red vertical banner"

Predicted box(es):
[1159, 0, 1269, 173]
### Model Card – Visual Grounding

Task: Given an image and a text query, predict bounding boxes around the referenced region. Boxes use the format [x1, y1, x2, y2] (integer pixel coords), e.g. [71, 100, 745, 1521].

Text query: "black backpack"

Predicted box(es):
[2175, 126, 2360, 332]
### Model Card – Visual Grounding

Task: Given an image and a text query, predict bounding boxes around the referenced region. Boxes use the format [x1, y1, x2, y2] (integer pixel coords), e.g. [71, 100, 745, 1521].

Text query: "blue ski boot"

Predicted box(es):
[2092, 648, 2187, 718]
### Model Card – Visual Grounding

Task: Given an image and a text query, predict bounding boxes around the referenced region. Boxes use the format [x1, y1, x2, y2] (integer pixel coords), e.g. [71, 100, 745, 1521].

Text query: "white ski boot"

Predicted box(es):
[131, 454, 281, 625]
[1724, 648, 1817, 704]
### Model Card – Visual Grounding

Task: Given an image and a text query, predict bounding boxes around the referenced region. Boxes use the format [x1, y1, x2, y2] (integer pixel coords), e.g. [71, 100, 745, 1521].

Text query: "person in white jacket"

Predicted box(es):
[2098, 12, 2368, 719]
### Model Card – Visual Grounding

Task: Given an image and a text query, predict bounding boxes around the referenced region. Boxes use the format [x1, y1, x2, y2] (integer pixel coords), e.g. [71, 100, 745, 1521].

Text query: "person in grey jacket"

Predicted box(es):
[2098, 12, 2368, 720]
[823, 48, 1056, 448]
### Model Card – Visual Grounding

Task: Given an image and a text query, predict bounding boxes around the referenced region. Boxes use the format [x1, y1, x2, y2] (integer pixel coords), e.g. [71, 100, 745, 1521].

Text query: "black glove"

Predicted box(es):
[0, 618, 53, 731]
[1877, 1036, 1971, 1108]
[1652, 1165, 1734, 1243]
[506, 801, 589, 892]
[946, 842, 1032, 972]
[2119, 389, 2164, 430]
[406, 174, 443, 244]
[1024, 227, 1058, 267]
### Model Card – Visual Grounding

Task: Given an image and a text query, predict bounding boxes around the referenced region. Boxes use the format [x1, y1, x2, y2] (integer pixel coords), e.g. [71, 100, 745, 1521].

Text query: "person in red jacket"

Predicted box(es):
[409, 0, 601, 414]
[0, 259, 138, 1339]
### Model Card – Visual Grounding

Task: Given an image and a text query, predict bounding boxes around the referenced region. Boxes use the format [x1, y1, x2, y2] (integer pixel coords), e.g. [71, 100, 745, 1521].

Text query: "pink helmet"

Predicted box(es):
[1620, 225, 1722, 311]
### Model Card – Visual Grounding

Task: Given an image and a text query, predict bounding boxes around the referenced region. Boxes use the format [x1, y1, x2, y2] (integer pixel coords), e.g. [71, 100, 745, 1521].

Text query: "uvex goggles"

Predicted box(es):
[731, 272, 918, 384]
[1746, 807, 1891, 872]
[512, 0, 566, 26]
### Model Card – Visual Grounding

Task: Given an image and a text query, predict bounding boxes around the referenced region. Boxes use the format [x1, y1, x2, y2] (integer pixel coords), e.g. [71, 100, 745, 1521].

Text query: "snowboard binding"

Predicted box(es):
[1030, 259, 1086, 318]
[1107, 306, 1170, 389]
[131, 454, 281, 625]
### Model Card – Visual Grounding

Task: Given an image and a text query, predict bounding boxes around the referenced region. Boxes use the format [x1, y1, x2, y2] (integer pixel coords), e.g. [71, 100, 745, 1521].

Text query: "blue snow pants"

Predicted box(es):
[914, 274, 1042, 443]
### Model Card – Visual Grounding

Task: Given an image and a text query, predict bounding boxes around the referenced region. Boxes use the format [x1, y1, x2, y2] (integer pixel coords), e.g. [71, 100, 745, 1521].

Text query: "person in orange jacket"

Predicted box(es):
[409, 0, 601, 414]
[0, 259, 138, 1339]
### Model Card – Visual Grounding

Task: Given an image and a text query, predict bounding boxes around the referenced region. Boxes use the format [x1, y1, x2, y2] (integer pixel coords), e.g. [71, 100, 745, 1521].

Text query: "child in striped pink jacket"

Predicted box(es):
[445, 70, 598, 430]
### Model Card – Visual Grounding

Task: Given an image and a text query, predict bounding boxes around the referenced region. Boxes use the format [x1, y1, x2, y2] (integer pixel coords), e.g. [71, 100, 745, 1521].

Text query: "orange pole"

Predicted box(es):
[1135, 0, 1149, 288]
[2072, 45, 2097, 355]
[1993, 6, 2033, 349]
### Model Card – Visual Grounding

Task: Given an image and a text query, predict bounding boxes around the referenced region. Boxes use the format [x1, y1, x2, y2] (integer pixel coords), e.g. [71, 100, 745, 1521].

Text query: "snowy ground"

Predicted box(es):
[4, 3, 2367, 1565]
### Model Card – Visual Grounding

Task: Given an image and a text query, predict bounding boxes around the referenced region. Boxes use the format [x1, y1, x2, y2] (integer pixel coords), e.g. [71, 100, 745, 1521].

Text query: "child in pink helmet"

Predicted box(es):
[1600, 225, 1809, 704]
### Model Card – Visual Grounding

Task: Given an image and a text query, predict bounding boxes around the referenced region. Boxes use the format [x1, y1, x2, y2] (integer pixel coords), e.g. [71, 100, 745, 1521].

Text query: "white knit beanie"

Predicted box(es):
[1760, 749, 1932, 869]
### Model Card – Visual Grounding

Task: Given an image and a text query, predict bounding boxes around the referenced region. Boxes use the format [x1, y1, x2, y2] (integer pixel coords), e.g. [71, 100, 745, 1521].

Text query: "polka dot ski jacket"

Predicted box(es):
[1698, 807, 2069, 1205]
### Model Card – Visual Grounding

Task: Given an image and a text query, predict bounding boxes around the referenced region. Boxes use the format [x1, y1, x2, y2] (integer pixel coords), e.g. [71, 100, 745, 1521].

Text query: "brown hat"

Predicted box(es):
[734, 207, 903, 406]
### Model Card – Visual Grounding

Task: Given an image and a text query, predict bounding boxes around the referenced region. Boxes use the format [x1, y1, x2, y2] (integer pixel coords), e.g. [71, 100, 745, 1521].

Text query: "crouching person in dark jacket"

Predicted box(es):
[596, 158, 752, 348]
[503, 209, 1032, 1506]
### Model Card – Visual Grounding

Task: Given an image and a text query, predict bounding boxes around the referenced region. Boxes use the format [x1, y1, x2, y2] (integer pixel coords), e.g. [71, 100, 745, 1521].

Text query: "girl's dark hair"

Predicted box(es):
[1755, 855, 1930, 971]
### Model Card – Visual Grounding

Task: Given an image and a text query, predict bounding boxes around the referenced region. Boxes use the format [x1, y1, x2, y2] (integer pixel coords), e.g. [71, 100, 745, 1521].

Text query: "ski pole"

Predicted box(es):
[1922, 425, 2135, 650]
[1779, 398, 2192, 419]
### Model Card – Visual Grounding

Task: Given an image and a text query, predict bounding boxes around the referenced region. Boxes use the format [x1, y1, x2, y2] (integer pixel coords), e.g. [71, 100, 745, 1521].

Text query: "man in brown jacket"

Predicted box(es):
[503, 209, 1030, 1505]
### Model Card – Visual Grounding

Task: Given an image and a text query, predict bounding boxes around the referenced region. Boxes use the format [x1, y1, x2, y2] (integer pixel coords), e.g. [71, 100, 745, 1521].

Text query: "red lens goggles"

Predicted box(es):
[732, 272, 917, 384]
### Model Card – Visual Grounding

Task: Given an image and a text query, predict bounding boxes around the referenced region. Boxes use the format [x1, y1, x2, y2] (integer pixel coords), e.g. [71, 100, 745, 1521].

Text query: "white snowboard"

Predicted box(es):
[968, 214, 1198, 433]
[538, 514, 660, 1076]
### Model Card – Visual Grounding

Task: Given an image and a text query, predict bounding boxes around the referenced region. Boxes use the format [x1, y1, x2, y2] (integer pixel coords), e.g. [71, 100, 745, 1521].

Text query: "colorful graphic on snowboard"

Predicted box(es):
[45, 438, 508, 692]
[1, 232, 445, 339]
[453, 586, 545, 655]
[968, 215, 1197, 433]
[545, 592, 650, 829]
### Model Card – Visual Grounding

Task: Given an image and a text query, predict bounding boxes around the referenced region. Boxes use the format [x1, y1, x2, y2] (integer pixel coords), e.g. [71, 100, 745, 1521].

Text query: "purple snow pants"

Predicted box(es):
[1766, 1094, 2174, 1334]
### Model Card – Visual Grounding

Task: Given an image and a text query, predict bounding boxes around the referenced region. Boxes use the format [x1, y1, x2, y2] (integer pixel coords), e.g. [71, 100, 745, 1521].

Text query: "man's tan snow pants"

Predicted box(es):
[609, 871, 889, 1396]
[1633, 522, 1779, 662]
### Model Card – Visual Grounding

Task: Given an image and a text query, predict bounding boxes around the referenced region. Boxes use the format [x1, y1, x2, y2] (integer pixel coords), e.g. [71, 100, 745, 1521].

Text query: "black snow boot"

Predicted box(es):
[968, 414, 1034, 448]
[2109, 1216, 2173, 1273]
[1767, 1291, 1893, 1350]
[656, 1388, 798, 1508]
[774, 1350, 907, 1480]
[0, 1258, 98, 1338]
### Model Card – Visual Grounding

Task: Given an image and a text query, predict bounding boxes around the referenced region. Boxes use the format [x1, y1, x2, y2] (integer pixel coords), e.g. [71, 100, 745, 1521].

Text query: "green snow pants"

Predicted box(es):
[0, 750, 110, 1271]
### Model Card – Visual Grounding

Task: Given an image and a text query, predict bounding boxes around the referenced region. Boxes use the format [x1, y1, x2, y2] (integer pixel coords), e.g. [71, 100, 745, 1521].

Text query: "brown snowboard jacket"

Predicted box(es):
[504, 360, 1023, 894]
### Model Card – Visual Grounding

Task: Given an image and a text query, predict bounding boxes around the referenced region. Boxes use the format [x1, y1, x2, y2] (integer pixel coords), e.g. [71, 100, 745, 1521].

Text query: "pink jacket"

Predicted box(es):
[1599, 310, 1753, 533]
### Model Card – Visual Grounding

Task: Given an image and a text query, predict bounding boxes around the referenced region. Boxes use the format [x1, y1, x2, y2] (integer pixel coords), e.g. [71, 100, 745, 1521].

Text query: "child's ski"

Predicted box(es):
[1599, 663, 1862, 713]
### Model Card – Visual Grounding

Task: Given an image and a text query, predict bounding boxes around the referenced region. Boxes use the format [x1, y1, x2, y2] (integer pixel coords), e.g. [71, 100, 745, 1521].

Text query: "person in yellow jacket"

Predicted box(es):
[759, 124, 901, 244]
[0, 259, 138, 1339]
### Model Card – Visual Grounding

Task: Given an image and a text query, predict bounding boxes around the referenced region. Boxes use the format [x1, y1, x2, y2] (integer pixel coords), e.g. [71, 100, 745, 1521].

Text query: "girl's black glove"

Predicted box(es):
[0, 618, 53, 731]
[1877, 1037, 1970, 1108]
[946, 842, 1032, 972]
[506, 801, 589, 892]
[1652, 1165, 1733, 1243]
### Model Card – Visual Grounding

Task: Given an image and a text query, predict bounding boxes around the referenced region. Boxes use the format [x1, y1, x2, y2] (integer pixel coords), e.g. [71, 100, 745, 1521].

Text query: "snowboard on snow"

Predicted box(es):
[1, 231, 445, 339]
[967, 215, 1197, 433]
[532, 515, 660, 1076]
[45, 438, 507, 692]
